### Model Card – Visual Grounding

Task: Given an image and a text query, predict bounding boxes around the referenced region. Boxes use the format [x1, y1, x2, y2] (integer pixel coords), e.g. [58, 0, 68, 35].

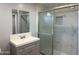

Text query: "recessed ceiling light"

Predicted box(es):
[47, 12, 51, 16]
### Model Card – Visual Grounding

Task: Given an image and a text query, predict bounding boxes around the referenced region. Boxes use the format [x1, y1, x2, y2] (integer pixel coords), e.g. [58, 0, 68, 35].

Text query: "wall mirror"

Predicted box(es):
[12, 9, 29, 34]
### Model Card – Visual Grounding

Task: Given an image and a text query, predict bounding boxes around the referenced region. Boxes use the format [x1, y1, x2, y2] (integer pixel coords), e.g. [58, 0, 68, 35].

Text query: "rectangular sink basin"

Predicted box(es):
[10, 32, 40, 47]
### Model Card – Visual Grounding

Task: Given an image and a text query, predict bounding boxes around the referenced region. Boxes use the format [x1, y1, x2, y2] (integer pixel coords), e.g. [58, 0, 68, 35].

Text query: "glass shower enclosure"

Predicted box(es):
[38, 5, 78, 55]
[38, 11, 54, 54]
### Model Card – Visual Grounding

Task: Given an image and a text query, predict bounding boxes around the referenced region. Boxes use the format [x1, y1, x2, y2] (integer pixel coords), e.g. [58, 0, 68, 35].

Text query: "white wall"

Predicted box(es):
[0, 4, 12, 51]
[0, 3, 43, 51]
[78, 6, 79, 55]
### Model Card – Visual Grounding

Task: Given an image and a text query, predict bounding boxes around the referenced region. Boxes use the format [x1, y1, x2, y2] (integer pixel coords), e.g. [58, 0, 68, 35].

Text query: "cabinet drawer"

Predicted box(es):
[17, 45, 36, 55]
[17, 40, 40, 50]
[24, 45, 40, 55]
[28, 46, 40, 55]
[17, 49, 24, 55]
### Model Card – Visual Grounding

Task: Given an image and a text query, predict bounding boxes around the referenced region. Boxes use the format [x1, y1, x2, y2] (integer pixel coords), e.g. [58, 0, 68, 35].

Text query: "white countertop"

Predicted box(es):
[10, 36, 40, 47]
[10, 33, 40, 47]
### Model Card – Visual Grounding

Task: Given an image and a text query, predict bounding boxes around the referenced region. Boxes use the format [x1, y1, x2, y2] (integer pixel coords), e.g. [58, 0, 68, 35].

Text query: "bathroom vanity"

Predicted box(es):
[10, 33, 40, 55]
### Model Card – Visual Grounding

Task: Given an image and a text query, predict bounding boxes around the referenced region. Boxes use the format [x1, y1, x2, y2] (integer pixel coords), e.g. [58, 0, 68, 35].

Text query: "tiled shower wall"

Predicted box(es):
[53, 6, 78, 55]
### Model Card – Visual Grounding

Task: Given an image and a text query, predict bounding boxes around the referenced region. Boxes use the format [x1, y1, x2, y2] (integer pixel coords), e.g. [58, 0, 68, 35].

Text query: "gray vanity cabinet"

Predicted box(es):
[10, 40, 40, 55]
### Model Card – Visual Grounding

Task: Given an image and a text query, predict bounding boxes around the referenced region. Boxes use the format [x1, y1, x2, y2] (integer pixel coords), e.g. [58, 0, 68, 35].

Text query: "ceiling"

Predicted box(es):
[35, 3, 77, 8]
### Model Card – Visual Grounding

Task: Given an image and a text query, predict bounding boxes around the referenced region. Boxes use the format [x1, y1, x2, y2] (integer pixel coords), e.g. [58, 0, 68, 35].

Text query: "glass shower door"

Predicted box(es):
[38, 12, 54, 54]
